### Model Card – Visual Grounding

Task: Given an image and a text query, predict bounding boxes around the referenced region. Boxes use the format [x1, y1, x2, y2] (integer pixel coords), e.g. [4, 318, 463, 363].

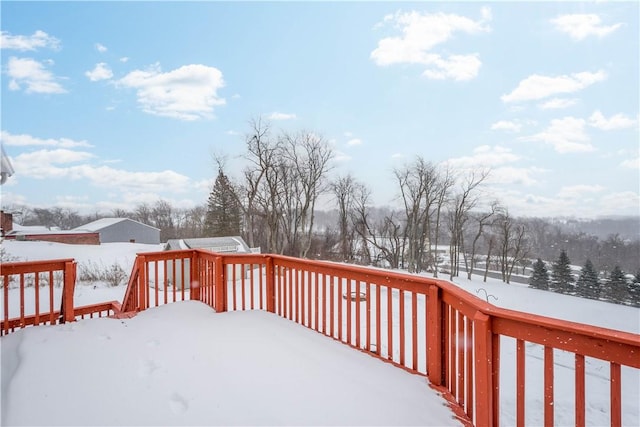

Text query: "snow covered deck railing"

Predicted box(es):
[2, 251, 639, 426]
[1, 259, 120, 335]
[119, 249, 640, 427]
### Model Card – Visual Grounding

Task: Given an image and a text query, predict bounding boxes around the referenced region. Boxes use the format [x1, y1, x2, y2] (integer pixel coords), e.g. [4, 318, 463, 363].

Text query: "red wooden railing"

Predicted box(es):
[1, 259, 120, 335]
[2, 250, 639, 426]
[119, 250, 640, 427]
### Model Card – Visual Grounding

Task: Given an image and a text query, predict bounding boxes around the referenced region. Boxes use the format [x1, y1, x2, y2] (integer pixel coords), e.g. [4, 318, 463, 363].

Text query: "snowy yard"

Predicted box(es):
[1, 240, 639, 426]
[1, 302, 459, 426]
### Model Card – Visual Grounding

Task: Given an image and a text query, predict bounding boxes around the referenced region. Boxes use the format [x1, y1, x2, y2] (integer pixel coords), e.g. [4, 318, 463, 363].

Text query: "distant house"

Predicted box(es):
[4, 225, 101, 245]
[164, 236, 258, 289]
[2, 216, 160, 245]
[75, 218, 160, 244]
[3, 213, 101, 244]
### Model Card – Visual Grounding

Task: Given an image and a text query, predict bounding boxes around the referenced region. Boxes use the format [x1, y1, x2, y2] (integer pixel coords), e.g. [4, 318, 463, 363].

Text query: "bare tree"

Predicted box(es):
[151, 200, 176, 241]
[351, 186, 403, 268]
[496, 209, 530, 283]
[465, 201, 500, 280]
[279, 131, 333, 258]
[133, 203, 152, 226]
[432, 165, 455, 278]
[483, 234, 496, 282]
[394, 157, 438, 273]
[448, 169, 490, 280]
[351, 181, 373, 265]
[241, 117, 272, 249]
[331, 174, 359, 262]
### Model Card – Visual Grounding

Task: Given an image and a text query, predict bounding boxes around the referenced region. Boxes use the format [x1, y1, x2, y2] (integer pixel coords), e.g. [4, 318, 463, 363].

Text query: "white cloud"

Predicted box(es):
[333, 150, 351, 162]
[588, 110, 636, 130]
[421, 54, 482, 81]
[391, 153, 404, 159]
[6, 57, 66, 94]
[491, 120, 521, 132]
[557, 184, 605, 199]
[620, 157, 639, 169]
[523, 117, 595, 153]
[225, 130, 240, 136]
[346, 138, 363, 146]
[551, 14, 623, 40]
[0, 30, 60, 51]
[0, 131, 92, 148]
[487, 166, 541, 186]
[120, 57, 129, 63]
[598, 191, 640, 215]
[118, 63, 225, 121]
[501, 70, 606, 103]
[267, 112, 297, 120]
[447, 145, 520, 169]
[85, 63, 113, 81]
[95, 43, 107, 52]
[371, 8, 490, 80]
[539, 98, 578, 110]
[13, 148, 191, 193]
[14, 149, 95, 178]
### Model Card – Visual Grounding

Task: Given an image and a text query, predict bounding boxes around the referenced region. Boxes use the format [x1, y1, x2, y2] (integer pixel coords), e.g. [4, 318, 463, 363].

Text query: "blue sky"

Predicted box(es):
[1, 1, 638, 218]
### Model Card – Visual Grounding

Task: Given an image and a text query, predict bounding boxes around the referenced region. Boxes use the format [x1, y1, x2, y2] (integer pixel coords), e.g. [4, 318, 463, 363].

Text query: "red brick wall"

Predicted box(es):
[4, 232, 100, 245]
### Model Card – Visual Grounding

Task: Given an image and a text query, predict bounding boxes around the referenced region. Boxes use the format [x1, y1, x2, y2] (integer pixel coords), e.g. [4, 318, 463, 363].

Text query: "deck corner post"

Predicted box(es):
[265, 256, 275, 313]
[474, 310, 495, 427]
[427, 284, 443, 386]
[61, 260, 76, 323]
[214, 255, 227, 313]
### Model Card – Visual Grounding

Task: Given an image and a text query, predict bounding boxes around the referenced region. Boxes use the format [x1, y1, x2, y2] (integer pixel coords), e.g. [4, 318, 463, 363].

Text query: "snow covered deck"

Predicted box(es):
[1, 301, 460, 426]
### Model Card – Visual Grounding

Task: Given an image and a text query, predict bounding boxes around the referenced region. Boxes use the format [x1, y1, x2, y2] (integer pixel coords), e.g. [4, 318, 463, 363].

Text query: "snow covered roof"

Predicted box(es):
[6, 224, 95, 236]
[165, 236, 250, 253]
[75, 218, 159, 232]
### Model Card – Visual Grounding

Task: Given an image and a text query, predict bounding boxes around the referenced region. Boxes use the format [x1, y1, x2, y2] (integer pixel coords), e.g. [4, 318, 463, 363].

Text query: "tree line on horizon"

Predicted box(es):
[5, 118, 639, 295]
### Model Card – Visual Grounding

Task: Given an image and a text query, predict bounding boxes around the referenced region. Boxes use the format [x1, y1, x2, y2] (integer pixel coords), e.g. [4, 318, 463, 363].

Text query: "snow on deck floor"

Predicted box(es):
[1, 301, 460, 426]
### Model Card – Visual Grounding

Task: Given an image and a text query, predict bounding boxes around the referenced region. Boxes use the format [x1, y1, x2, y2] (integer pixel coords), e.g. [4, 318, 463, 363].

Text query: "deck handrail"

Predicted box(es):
[1, 258, 76, 334]
[3, 251, 639, 426]
[118, 250, 640, 426]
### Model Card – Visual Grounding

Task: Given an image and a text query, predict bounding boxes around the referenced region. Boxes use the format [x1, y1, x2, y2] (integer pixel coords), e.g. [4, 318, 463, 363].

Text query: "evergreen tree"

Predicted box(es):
[529, 258, 550, 290]
[550, 249, 575, 294]
[602, 265, 628, 304]
[204, 170, 242, 237]
[575, 259, 600, 300]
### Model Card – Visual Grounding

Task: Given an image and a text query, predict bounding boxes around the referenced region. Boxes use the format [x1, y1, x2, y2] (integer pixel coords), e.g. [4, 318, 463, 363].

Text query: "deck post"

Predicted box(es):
[138, 255, 147, 311]
[474, 311, 494, 427]
[190, 250, 200, 301]
[427, 284, 443, 386]
[265, 256, 275, 313]
[214, 256, 226, 312]
[61, 260, 76, 323]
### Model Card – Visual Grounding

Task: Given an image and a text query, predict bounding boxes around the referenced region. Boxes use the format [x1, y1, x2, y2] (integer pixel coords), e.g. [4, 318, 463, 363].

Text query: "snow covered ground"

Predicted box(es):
[1, 240, 639, 426]
[1, 302, 459, 426]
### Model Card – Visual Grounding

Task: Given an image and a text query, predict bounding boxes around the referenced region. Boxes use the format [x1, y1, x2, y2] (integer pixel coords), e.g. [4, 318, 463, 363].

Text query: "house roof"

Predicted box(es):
[75, 218, 159, 232]
[165, 236, 250, 253]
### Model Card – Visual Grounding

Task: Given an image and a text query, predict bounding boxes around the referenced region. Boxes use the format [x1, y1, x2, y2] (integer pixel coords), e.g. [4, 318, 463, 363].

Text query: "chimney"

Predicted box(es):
[1, 210, 13, 236]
